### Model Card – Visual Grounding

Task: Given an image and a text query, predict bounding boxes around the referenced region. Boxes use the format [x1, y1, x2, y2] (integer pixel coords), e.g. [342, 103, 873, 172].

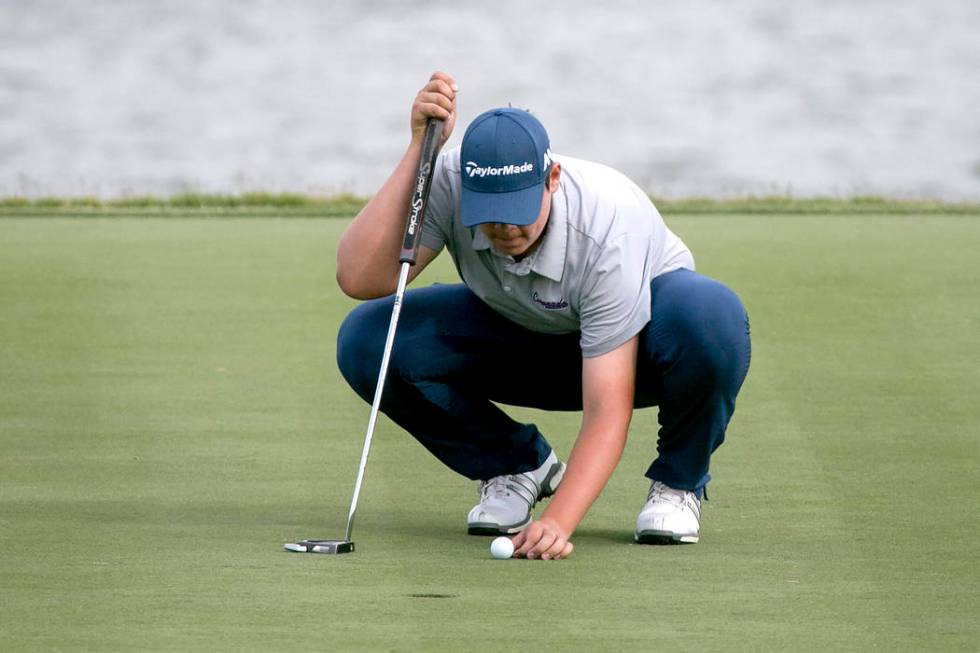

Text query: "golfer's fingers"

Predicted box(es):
[415, 91, 454, 118]
[428, 70, 458, 91]
[528, 531, 559, 560]
[540, 535, 573, 561]
[513, 522, 545, 558]
[411, 72, 458, 137]
[517, 522, 558, 559]
[411, 93, 452, 130]
[423, 74, 458, 102]
[511, 529, 528, 550]
[556, 541, 574, 560]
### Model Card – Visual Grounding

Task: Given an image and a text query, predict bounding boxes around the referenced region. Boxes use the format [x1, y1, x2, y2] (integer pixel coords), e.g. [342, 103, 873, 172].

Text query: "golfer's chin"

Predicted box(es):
[491, 239, 529, 257]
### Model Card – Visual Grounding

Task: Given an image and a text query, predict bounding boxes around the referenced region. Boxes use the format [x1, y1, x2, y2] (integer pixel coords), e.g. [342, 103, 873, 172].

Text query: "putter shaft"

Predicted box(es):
[343, 261, 412, 542]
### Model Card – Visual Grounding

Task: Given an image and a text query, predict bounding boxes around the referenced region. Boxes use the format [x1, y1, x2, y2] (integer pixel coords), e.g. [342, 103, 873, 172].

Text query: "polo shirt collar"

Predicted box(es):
[532, 186, 567, 282]
[469, 186, 567, 282]
[471, 229, 493, 251]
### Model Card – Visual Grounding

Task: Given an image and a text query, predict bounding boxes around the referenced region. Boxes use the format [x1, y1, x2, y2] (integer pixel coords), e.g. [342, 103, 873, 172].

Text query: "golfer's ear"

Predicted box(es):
[547, 162, 561, 192]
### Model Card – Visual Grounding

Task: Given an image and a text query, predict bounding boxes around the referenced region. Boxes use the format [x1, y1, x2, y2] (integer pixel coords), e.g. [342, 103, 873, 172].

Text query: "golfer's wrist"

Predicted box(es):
[538, 505, 579, 537]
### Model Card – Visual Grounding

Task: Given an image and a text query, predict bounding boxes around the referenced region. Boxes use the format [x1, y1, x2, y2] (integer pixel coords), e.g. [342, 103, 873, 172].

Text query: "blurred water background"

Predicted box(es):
[1, 0, 978, 200]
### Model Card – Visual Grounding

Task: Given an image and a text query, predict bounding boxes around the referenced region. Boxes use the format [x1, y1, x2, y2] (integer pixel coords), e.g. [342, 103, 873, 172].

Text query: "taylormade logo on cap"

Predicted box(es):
[459, 107, 552, 227]
[464, 161, 534, 178]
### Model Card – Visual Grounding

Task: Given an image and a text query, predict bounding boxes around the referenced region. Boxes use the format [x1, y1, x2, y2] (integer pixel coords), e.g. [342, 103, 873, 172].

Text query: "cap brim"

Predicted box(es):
[460, 181, 544, 228]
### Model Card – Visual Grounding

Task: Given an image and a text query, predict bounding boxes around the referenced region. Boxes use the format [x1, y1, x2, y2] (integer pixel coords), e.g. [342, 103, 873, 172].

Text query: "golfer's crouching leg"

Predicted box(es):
[336, 297, 395, 403]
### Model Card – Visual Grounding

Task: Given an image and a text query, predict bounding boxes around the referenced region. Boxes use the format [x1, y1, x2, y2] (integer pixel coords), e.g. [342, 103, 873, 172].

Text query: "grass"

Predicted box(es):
[2, 193, 979, 216]
[1, 214, 978, 650]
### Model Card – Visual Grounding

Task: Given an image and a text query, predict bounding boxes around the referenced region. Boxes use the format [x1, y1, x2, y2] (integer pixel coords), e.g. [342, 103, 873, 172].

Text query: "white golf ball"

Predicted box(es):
[490, 536, 514, 559]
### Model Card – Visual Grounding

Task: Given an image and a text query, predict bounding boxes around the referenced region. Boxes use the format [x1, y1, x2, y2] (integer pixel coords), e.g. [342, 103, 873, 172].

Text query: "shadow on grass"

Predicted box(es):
[393, 520, 641, 548]
[572, 527, 637, 545]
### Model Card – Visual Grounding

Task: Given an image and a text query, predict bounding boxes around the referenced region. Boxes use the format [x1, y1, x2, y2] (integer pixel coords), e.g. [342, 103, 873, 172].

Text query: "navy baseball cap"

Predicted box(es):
[459, 108, 552, 227]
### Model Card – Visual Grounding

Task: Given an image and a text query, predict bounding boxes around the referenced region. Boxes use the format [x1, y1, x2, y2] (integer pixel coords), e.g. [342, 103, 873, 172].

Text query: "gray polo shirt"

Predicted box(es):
[420, 147, 694, 358]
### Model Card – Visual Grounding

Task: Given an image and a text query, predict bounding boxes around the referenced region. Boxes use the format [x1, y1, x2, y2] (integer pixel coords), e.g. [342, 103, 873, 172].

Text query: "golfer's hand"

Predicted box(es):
[411, 71, 458, 146]
[513, 517, 574, 561]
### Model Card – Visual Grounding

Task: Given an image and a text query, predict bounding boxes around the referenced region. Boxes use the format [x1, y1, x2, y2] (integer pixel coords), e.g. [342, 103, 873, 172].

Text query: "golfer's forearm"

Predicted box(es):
[336, 140, 423, 298]
[541, 338, 636, 535]
[540, 425, 627, 534]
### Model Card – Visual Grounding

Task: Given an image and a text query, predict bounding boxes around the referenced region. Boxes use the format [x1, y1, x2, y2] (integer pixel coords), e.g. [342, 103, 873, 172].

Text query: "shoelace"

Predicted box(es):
[479, 472, 540, 509]
[647, 481, 701, 513]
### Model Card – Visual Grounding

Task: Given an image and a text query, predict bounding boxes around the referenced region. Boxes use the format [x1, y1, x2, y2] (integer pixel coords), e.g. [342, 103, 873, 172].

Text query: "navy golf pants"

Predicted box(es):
[336, 269, 751, 495]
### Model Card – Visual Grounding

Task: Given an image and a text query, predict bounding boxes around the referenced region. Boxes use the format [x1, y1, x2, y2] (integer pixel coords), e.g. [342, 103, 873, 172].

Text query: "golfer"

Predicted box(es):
[336, 72, 751, 560]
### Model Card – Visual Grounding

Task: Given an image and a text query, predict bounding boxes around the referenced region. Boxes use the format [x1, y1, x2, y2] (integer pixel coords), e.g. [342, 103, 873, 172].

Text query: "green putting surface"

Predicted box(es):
[1, 215, 977, 650]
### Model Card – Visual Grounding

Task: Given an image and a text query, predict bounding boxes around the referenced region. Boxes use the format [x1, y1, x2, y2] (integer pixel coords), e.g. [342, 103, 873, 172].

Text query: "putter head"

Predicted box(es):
[283, 539, 355, 554]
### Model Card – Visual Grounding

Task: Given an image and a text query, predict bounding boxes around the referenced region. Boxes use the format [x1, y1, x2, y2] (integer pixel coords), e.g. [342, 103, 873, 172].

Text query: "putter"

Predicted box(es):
[285, 117, 445, 555]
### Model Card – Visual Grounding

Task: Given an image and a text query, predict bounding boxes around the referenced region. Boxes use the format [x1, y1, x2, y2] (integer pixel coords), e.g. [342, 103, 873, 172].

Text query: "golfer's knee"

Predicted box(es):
[673, 284, 750, 389]
[336, 300, 390, 395]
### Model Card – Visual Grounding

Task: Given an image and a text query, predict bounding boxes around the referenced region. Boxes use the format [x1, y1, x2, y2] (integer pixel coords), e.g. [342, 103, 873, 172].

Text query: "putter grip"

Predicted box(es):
[399, 118, 445, 264]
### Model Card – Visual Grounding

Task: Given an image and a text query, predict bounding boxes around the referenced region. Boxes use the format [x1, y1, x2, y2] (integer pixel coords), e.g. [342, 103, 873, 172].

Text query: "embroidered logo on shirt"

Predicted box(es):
[532, 292, 569, 310]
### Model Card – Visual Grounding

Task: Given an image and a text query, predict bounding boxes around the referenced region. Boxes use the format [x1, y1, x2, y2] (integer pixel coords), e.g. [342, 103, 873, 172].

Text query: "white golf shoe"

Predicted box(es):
[466, 451, 566, 535]
[634, 481, 702, 544]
